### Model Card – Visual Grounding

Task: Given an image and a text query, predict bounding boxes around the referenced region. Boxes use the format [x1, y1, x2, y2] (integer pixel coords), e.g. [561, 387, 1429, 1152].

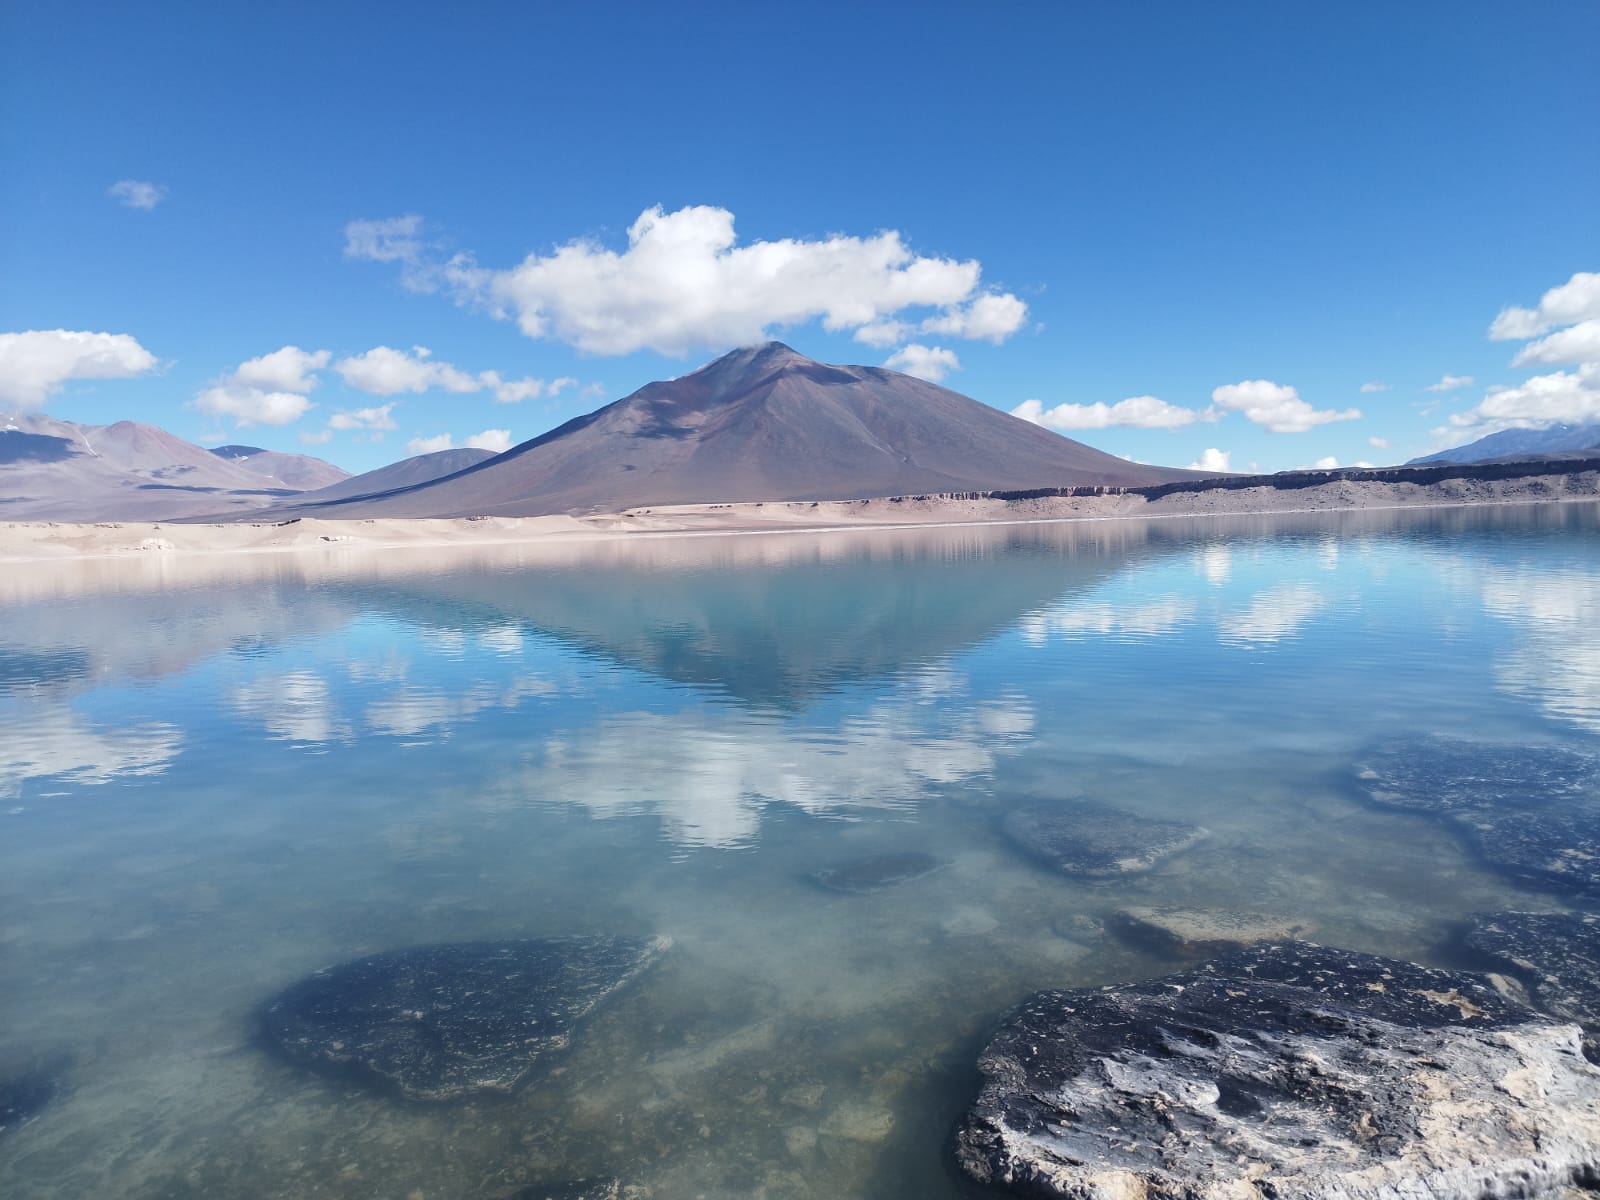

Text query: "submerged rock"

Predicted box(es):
[1468, 911, 1600, 1063]
[1356, 736, 1598, 815]
[1001, 802, 1207, 878]
[1105, 905, 1308, 956]
[810, 851, 946, 894]
[1356, 737, 1600, 898]
[956, 941, 1600, 1199]
[0, 1068, 57, 1137]
[1457, 808, 1600, 896]
[262, 936, 669, 1101]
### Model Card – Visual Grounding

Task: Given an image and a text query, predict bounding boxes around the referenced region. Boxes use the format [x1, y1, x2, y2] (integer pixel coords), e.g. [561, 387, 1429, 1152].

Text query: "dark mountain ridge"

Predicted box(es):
[296, 447, 497, 504]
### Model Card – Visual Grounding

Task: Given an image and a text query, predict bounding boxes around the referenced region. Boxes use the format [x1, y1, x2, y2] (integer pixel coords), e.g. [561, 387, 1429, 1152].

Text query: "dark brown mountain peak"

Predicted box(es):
[252, 344, 1205, 519]
[686, 340, 812, 380]
[671, 341, 863, 401]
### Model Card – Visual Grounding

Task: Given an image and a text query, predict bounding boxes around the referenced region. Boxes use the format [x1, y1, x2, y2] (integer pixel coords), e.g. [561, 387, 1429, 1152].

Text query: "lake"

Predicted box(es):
[3, 503, 1598, 1199]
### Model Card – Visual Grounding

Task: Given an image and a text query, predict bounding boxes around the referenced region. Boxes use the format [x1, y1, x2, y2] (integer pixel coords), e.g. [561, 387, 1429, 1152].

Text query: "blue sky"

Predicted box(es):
[2, 1, 1596, 475]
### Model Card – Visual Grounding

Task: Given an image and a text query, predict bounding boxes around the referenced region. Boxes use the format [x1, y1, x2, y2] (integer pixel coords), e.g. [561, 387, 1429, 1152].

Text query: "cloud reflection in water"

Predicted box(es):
[1482, 565, 1600, 732]
[531, 685, 1035, 849]
[0, 705, 181, 798]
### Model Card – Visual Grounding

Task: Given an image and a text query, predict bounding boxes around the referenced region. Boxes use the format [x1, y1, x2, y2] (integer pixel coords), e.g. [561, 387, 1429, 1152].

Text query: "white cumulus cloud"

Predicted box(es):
[1489, 271, 1600, 341]
[109, 180, 167, 210]
[1188, 447, 1232, 472]
[1012, 394, 1206, 431]
[1443, 269, 1600, 437]
[327, 403, 397, 432]
[478, 370, 575, 404]
[885, 343, 960, 382]
[335, 345, 481, 395]
[465, 428, 513, 453]
[1368, 436, 1391, 449]
[403, 429, 511, 455]
[1359, 381, 1391, 393]
[357, 204, 1028, 357]
[918, 292, 1029, 342]
[194, 345, 331, 428]
[1447, 363, 1600, 432]
[0, 330, 159, 409]
[406, 433, 456, 455]
[1211, 380, 1360, 434]
[233, 345, 329, 393]
[194, 384, 313, 427]
[1512, 319, 1600, 368]
[1425, 374, 1474, 393]
[853, 319, 911, 349]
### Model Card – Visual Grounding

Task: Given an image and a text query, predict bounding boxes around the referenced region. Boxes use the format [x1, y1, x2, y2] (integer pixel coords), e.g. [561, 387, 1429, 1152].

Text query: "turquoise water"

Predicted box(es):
[2, 504, 1598, 1198]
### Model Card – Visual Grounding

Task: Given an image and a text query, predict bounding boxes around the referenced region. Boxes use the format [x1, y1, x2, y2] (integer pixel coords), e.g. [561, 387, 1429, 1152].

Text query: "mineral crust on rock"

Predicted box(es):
[956, 941, 1600, 1200]
[1001, 802, 1207, 878]
[1106, 906, 1308, 956]
[1468, 910, 1600, 1063]
[262, 936, 669, 1101]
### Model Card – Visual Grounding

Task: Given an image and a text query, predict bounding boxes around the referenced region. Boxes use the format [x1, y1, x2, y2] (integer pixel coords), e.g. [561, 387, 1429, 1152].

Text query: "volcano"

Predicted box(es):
[271, 342, 1202, 518]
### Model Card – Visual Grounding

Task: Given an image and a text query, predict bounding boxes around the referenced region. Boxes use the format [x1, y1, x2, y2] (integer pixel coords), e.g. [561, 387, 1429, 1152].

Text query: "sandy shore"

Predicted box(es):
[2, 466, 1597, 564]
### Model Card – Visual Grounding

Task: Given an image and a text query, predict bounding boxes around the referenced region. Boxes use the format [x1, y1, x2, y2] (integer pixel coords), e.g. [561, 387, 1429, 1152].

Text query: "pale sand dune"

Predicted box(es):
[1, 465, 1596, 568]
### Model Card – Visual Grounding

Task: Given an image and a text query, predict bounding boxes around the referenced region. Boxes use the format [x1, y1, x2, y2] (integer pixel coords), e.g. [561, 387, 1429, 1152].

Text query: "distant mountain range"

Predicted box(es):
[1410, 423, 1600, 465]
[0, 415, 515, 523]
[10, 348, 1600, 524]
[6, 343, 1215, 523]
[209, 444, 350, 491]
[0, 413, 349, 522]
[256, 342, 1204, 521]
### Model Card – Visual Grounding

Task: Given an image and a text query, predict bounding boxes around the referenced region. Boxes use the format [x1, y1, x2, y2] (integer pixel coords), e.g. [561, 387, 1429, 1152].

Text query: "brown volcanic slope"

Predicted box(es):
[274, 343, 1204, 519]
[296, 446, 497, 504]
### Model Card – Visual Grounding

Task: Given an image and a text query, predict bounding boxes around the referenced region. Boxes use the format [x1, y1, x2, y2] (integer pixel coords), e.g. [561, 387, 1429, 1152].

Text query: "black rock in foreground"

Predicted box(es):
[263, 936, 669, 1101]
[956, 942, 1600, 1199]
[1002, 802, 1207, 878]
[1468, 911, 1600, 1063]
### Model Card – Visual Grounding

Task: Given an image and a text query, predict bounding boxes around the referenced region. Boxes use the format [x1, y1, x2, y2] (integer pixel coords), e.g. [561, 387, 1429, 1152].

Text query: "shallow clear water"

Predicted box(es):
[3, 504, 1599, 1199]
